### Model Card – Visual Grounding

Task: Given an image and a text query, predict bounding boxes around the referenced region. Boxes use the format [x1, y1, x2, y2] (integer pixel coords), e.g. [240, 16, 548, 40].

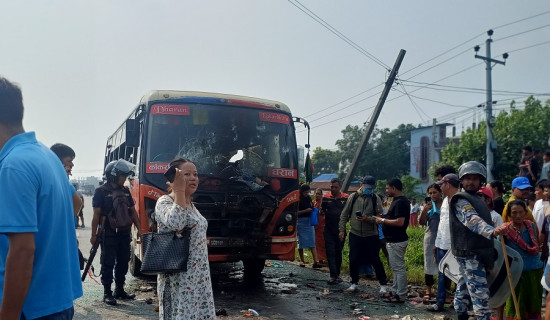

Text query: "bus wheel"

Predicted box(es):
[243, 258, 265, 278]
[129, 238, 142, 277]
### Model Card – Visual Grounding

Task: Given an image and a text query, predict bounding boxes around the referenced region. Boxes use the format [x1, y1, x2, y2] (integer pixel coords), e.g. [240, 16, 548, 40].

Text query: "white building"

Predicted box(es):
[409, 123, 453, 192]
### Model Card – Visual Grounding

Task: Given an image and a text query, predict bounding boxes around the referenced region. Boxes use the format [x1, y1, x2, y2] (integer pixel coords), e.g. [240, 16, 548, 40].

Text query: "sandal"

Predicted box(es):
[359, 293, 376, 301]
[422, 294, 431, 304]
[380, 292, 392, 299]
[383, 296, 405, 303]
[427, 303, 444, 312]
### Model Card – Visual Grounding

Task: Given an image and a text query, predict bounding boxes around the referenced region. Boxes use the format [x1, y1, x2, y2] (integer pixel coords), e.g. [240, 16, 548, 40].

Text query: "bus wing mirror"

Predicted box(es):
[126, 119, 140, 148]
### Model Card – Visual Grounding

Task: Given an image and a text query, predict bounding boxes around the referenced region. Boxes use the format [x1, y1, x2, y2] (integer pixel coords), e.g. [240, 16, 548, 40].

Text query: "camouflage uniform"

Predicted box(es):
[453, 198, 495, 320]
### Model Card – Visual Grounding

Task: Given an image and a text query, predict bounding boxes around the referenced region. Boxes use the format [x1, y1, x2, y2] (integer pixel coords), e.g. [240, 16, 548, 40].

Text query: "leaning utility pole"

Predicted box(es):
[474, 29, 508, 182]
[343, 49, 406, 192]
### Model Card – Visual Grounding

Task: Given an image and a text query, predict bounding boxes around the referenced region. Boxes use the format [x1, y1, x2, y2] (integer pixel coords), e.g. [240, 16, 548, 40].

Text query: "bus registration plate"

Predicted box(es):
[208, 238, 246, 247]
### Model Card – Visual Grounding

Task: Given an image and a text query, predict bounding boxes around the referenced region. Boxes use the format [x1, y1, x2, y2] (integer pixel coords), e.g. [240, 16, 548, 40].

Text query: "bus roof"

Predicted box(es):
[139, 90, 292, 114]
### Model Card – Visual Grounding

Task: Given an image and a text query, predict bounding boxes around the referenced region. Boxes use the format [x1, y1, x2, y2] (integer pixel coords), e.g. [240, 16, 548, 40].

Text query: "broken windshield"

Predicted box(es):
[145, 104, 298, 194]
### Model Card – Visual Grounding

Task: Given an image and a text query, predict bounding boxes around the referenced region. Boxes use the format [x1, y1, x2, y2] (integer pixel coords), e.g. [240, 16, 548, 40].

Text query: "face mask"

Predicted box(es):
[363, 188, 373, 195]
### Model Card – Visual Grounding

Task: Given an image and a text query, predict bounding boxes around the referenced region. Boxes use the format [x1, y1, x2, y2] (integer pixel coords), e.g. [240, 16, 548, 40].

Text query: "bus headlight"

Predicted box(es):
[284, 213, 293, 222]
[278, 226, 285, 233]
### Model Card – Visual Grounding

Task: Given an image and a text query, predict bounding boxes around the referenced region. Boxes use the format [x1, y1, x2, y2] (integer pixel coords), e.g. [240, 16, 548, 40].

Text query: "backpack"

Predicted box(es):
[349, 192, 377, 215]
[108, 188, 133, 231]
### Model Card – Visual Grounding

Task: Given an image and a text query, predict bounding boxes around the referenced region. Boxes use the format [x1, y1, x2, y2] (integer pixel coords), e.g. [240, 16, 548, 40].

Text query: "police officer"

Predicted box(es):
[91, 159, 142, 306]
[450, 161, 504, 320]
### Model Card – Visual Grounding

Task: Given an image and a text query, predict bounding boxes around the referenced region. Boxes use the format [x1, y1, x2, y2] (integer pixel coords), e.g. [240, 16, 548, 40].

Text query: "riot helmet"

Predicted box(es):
[104, 159, 135, 183]
[458, 161, 487, 182]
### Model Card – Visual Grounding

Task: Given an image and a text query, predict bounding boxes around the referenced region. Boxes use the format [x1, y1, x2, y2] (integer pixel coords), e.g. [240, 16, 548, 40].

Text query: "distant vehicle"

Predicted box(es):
[103, 90, 308, 277]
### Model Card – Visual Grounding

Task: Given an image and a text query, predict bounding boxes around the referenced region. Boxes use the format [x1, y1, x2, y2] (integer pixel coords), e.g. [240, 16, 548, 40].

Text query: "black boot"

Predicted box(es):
[114, 286, 135, 300]
[103, 289, 117, 306]
[457, 313, 469, 320]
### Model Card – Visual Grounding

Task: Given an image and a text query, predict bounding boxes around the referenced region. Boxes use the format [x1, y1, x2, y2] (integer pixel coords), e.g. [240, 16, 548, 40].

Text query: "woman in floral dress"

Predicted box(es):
[154, 158, 216, 320]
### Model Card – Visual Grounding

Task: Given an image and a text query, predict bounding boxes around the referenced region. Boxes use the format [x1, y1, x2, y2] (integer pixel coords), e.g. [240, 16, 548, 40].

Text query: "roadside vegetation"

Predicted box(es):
[296, 226, 426, 284]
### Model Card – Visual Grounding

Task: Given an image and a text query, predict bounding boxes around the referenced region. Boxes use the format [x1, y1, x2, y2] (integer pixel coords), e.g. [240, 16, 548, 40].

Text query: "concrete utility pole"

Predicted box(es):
[431, 118, 437, 166]
[474, 29, 508, 182]
[342, 49, 406, 192]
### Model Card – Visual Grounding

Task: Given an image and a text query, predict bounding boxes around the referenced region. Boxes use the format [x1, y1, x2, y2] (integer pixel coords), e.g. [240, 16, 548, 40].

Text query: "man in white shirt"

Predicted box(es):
[533, 180, 549, 231]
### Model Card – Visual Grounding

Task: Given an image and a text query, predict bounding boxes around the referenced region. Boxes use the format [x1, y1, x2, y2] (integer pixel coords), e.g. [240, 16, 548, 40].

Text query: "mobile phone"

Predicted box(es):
[425, 197, 431, 203]
[163, 164, 178, 183]
[355, 210, 363, 217]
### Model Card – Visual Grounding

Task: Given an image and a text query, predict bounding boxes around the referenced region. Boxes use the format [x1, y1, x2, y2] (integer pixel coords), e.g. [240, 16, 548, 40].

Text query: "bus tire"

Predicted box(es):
[243, 258, 265, 278]
[129, 237, 142, 277]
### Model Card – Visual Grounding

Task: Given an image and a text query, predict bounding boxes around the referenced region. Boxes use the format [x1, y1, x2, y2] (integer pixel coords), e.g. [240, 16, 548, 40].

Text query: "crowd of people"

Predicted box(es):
[296, 150, 550, 319]
[3, 73, 550, 320]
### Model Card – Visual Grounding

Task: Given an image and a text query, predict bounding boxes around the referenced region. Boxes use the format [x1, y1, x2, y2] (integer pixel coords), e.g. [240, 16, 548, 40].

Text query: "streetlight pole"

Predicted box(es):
[474, 29, 508, 182]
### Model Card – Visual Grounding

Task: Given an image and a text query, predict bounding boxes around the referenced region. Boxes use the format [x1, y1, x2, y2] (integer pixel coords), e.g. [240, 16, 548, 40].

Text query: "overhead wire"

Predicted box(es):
[399, 79, 550, 96]
[287, 0, 389, 70]
[492, 10, 550, 30]
[294, 10, 550, 144]
[305, 89, 383, 123]
[400, 33, 485, 77]
[402, 10, 550, 78]
[403, 47, 477, 81]
[399, 82, 550, 97]
[494, 23, 550, 43]
[395, 84, 430, 121]
[302, 83, 383, 119]
[505, 39, 550, 54]
[297, 104, 378, 133]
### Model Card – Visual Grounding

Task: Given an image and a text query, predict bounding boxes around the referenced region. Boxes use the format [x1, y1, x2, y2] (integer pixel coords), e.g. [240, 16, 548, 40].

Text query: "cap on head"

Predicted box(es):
[512, 176, 532, 190]
[477, 186, 494, 199]
[436, 173, 460, 186]
[458, 161, 487, 180]
[362, 175, 376, 189]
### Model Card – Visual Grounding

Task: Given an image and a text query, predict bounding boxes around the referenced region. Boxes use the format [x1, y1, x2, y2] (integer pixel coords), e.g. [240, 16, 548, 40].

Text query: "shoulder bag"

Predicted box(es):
[140, 229, 191, 275]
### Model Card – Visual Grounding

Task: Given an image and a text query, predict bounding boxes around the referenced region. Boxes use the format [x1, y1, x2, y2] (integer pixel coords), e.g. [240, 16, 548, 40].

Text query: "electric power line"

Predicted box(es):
[287, 0, 389, 70]
[503, 39, 550, 54]
[494, 23, 550, 43]
[399, 81, 550, 97]
[492, 10, 550, 30]
[302, 83, 383, 119]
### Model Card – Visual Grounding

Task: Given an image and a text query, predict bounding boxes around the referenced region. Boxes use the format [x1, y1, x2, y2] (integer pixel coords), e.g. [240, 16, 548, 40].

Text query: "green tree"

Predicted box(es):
[335, 124, 415, 180]
[440, 97, 550, 184]
[310, 147, 341, 176]
[400, 175, 422, 199]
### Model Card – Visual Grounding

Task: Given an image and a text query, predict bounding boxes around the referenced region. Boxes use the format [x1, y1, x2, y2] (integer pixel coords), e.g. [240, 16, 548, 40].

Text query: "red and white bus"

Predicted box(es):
[103, 91, 307, 277]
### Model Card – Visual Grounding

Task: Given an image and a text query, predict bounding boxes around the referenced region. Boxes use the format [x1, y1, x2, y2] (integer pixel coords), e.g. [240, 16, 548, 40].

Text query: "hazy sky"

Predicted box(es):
[2, 1, 549, 177]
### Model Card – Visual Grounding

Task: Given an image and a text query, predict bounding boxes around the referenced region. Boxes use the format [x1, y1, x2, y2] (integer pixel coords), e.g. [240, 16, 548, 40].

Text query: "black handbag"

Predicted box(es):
[140, 229, 191, 275]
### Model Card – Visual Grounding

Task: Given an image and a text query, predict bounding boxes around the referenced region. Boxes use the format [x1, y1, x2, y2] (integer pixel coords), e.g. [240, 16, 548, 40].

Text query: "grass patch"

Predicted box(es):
[295, 226, 427, 284]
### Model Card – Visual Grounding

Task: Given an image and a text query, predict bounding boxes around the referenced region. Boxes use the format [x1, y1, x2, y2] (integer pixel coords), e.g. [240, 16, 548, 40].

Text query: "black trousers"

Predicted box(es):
[100, 231, 131, 289]
[324, 231, 345, 279]
[349, 233, 388, 285]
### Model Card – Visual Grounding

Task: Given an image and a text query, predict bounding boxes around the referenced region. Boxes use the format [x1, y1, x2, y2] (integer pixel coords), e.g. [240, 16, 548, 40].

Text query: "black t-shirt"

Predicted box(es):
[322, 195, 348, 235]
[383, 195, 410, 242]
[520, 156, 540, 184]
[298, 197, 313, 217]
[92, 184, 135, 232]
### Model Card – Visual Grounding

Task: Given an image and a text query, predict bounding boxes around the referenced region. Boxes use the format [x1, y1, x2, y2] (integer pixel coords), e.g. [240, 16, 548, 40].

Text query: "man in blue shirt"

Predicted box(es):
[0, 76, 83, 319]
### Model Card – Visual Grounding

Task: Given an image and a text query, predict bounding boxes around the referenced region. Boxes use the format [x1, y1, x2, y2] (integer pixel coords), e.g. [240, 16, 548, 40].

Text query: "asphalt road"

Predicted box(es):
[74, 196, 454, 319]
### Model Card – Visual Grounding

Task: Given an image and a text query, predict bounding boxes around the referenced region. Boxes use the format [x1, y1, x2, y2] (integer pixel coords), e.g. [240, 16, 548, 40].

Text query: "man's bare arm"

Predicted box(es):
[72, 192, 83, 217]
[90, 207, 102, 245]
[0, 233, 35, 320]
[130, 207, 142, 239]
